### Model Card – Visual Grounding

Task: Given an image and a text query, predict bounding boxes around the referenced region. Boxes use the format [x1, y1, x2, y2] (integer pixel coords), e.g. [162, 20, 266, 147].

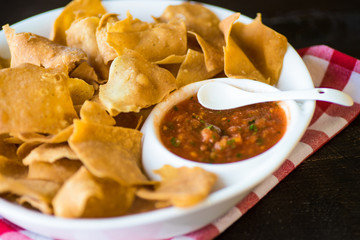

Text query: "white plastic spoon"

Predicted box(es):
[197, 81, 353, 110]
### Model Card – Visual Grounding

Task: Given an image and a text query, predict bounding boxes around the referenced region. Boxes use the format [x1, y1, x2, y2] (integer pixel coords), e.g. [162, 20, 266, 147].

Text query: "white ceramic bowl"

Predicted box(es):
[0, 1, 315, 240]
[142, 78, 302, 191]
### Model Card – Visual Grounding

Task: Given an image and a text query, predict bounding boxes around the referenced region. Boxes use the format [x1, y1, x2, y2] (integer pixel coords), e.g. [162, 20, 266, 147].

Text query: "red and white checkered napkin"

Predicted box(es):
[1, 45, 359, 240]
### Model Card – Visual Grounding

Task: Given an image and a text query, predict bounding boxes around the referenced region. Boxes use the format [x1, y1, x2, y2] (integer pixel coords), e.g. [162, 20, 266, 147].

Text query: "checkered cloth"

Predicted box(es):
[1, 45, 359, 240]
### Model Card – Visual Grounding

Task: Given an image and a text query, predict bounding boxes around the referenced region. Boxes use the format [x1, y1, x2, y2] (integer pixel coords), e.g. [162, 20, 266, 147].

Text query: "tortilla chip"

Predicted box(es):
[50, 0, 107, 45]
[53, 166, 136, 218]
[80, 100, 116, 126]
[66, 16, 110, 80]
[154, 55, 186, 65]
[69, 61, 99, 84]
[68, 119, 148, 185]
[0, 156, 27, 178]
[224, 36, 267, 83]
[176, 49, 219, 88]
[223, 13, 287, 85]
[3, 25, 87, 72]
[99, 49, 176, 115]
[188, 31, 223, 74]
[137, 165, 217, 207]
[0, 174, 60, 214]
[13, 125, 74, 144]
[16, 142, 41, 160]
[68, 77, 95, 105]
[219, 13, 267, 82]
[28, 159, 82, 183]
[0, 57, 10, 69]
[0, 64, 78, 135]
[96, 13, 119, 65]
[0, 135, 18, 161]
[107, 12, 187, 62]
[156, 2, 225, 72]
[22, 143, 78, 165]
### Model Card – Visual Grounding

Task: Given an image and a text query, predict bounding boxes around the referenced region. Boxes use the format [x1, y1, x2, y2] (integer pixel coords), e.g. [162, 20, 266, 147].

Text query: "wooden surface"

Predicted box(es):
[1, 1, 359, 239]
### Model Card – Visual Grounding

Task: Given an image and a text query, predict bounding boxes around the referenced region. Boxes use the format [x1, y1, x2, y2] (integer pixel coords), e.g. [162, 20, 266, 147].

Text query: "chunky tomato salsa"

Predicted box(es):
[159, 95, 287, 164]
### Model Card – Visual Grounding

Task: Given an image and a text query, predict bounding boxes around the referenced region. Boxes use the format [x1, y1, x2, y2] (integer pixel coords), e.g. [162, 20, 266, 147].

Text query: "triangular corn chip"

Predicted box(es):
[137, 165, 217, 207]
[68, 119, 148, 185]
[68, 77, 95, 105]
[13, 125, 74, 144]
[0, 64, 78, 135]
[96, 13, 119, 65]
[23, 143, 78, 165]
[28, 159, 82, 184]
[0, 174, 60, 214]
[99, 49, 176, 115]
[156, 2, 225, 72]
[80, 100, 116, 126]
[107, 12, 187, 62]
[222, 13, 287, 85]
[53, 167, 136, 218]
[50, 0, 107, 45]
[66, 16, 109, 80]
[176, 49, 219, 88]
[3, 25, 87, 72]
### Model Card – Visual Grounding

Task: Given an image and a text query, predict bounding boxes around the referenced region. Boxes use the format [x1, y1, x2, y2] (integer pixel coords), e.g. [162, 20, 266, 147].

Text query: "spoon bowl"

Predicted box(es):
[197, 80, 353, 110]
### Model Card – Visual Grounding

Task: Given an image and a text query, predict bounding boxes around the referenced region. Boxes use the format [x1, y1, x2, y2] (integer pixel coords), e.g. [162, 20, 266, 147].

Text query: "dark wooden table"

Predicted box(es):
[1, 1, 359, 240]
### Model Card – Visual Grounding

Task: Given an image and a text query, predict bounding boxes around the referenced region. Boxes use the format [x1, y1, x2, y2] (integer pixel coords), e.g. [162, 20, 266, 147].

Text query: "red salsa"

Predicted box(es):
[159, 95, 287, 164]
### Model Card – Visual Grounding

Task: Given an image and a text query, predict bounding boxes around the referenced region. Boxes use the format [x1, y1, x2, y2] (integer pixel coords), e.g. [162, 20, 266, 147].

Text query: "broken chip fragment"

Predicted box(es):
[137, 165, 217, 207]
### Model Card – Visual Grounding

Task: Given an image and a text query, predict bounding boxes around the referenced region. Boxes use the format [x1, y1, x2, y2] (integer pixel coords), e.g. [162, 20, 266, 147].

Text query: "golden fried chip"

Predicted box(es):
[0, 56, 10, 69]
[51, 0, 107, 45]
[223, 13, 288, 85]
[0, 156, 27, 178]
[0, 135, 18, 161]
[23, 143, 78, 165]
[68, 77, 95, 105]
[53, 167, 136, 218]
[99, 49, 176, 115]
[70, 61, 99, 84]
[80, 100, 116, 126]
[224, 36, 267, 83]
[3, 25, 87, 72]
[16, 142, 41, 160]
[137, 165, 217, 207]
[66, 16, 109, 80]
[156, 2, 225, 72]
[176, 49, 219, 88]
[68, 119, 148, 185]
[28, 159, 82, 183]
[188, 31, 223, 74]
[96, 13, 119, 65]
[219, 13, 267, 82]
[0, 174, 60, 214]
[107, 12, 187, 63]
[13, 125, 74, 144]
[0, 64, 78, 135]
[154, 55, 186, 65]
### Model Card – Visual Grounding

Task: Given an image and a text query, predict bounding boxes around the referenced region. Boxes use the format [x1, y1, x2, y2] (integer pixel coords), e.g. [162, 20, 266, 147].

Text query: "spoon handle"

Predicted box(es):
[264, 88, 354, 106]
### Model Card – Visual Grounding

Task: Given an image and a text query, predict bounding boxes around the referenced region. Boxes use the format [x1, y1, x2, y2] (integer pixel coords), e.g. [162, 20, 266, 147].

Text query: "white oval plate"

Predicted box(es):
[0, 1, 315, 240]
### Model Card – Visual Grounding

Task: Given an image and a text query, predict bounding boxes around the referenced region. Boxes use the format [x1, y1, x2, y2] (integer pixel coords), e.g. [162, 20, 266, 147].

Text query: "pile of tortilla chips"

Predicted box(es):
[0, 0, 287, 218]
